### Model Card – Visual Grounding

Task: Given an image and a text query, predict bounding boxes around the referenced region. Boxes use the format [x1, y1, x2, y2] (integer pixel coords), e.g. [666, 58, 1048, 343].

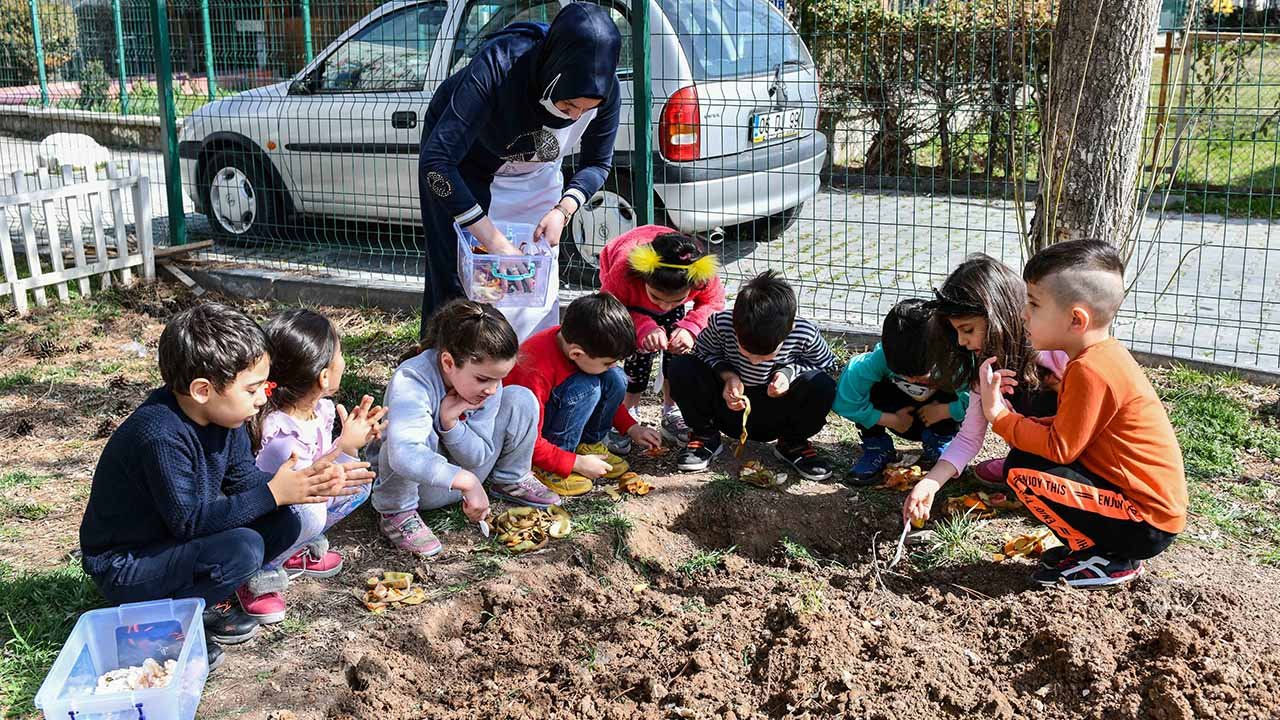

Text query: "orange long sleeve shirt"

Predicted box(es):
[991, 338, 1188, 534]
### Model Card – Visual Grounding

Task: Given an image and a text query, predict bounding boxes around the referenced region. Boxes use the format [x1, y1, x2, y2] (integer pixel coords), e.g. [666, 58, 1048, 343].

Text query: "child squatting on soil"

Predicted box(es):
[833, 299, 969, 485]
[370, 300, 553, 557]
[902, 254, 1069, 524]
[597, 225, 726, 452]
[504, 292, 661, 497]
[77, 303, 374, 672]
[977, 241, 1188, 588]
[667, 270, 840, 481]
[239, 309, 388, 623]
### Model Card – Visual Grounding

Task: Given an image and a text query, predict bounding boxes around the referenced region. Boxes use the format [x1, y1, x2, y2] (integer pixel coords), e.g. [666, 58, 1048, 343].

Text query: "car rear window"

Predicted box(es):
[656, 0, 811, 81]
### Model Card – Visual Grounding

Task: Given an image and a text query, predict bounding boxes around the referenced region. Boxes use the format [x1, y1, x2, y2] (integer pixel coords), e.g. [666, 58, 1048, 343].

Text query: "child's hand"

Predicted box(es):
[312, 447, 376, 490]
[978, 357, 1009, 423]
[337, 395, 388, 455]
[722, 374, 747, 412]
[668, 328, 695, 354]
[627, 424, 662, 450]
[451, 469, 490, 523]
[439, 390, 484, 431]
[880, 408, 915, 434]
[268, 452, 356, 506]
[918, 401, 952, 427]
[767, 372, 790, 398]
[903, 477, 942, 524]
[574, 453, 613, 479]
[640, 327, 669, 353]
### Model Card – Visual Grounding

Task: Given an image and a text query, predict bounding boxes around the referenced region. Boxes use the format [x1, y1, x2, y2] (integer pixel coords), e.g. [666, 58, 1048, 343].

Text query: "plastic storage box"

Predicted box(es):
[457, 222, 553, 308]
[35, 598, 209, 720]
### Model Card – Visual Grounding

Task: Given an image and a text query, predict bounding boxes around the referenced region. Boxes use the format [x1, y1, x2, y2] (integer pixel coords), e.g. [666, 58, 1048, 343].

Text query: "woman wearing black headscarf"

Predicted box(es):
[418, 2, 622, 339]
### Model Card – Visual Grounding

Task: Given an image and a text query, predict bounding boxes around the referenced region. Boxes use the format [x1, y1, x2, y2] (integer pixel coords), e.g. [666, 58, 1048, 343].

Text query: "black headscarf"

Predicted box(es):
[530, 3, 621, 127]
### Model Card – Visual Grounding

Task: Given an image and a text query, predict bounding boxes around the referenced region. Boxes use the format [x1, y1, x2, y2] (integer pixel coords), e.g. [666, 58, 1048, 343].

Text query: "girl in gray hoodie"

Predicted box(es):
[370, 301, 559, 556]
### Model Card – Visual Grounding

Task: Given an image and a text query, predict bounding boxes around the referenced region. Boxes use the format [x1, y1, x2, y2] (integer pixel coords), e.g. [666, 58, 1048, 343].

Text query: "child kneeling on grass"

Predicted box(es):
[242, 309, 388, 623]
[504, 292, 661, 497]
[833, 298, 968, 484]
[371, 300, 553, 557]
[976, 240, 1187, 588]
[598, 225, 726, 451]
[78, 303, 373, 671]
[667, 271, 839, 480]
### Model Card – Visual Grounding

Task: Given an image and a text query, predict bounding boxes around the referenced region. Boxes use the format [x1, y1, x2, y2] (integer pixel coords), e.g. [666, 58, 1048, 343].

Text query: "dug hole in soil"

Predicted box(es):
[325, 467, 1280, 720]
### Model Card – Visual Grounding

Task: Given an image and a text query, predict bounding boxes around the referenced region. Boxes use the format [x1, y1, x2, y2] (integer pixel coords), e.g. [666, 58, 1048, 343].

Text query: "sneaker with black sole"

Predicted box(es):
[1032, 550, 1143, 588]
[845, 434, 895, 486]
[605, 428, 632, 456]
[775, 440, 834, 482]
[202, 597, 261, 645]
[1038, 544, 1070, 568]
[206, 639, 225, 674]
[677, 437, 723, 471]
[919, 428, 955, 469]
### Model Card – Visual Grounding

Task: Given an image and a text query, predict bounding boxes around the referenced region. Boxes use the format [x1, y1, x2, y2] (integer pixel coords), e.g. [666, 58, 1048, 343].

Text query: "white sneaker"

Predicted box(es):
[606, 428, 632, 456]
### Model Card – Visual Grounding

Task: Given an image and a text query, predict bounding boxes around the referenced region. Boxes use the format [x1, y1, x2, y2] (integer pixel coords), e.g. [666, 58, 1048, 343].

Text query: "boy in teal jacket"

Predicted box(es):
[834, 299, 968, 484]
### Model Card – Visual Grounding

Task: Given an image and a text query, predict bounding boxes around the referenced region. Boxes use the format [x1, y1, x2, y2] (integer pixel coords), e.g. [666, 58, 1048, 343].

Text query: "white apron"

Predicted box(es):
[487, 109, 597, 341]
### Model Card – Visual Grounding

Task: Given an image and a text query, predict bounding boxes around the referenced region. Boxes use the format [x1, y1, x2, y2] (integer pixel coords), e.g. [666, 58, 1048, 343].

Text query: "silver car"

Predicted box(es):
[178, 0, 825, 283]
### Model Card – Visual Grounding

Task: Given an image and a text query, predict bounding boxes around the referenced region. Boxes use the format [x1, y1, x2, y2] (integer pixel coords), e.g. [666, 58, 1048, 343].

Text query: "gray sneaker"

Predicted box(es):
[661, 408, 691, 445]
[606, 428, 633, 456]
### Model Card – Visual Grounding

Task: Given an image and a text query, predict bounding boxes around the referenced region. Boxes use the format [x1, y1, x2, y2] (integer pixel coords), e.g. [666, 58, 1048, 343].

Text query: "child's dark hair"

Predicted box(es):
[881, 299, 932, 377]
[561, 292, 636, 360]
[250, 309, 340, 452]
[158, 302, 269, 395]
[1023, 239, 1126, 326]
[734, 270, 796, 355]
[927, 254, 1039, 392]
[629, 232, 714, 295]
[417, 299, 519, 365]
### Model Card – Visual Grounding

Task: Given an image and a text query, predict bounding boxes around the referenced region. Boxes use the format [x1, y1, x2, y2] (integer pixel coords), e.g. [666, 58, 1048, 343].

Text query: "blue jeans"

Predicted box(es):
[542, 367, 626, 451]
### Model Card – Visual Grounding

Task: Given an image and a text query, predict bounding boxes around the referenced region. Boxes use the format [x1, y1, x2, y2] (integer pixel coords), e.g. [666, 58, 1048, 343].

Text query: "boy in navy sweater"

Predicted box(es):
[79, 303, 372, 670]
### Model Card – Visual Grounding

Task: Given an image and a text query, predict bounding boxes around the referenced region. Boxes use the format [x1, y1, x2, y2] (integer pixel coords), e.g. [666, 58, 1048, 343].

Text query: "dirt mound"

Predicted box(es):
[323, 479, 1280, 720]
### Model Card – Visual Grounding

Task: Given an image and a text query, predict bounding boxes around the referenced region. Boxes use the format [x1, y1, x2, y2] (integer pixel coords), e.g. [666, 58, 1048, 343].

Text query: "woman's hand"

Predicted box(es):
[533, 198, 578, 247]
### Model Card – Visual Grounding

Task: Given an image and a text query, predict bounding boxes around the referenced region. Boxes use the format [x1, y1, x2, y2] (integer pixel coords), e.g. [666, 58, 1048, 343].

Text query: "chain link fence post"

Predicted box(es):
[631, 0, 654, 225]
[27, 0, 49, 108]
[112, 0, 129, 114]
[149, 0, 185, 245]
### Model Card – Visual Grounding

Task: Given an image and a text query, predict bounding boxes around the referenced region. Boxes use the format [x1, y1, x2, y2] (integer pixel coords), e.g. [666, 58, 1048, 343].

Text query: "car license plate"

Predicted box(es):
[750, 109, 802, 143]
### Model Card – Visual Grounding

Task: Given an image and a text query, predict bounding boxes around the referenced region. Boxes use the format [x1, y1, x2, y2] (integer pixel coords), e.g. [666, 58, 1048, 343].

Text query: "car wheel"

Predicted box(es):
[562, 170, 648, 289]
[734, 202, 804, 243]
[201, 150, 283, 240]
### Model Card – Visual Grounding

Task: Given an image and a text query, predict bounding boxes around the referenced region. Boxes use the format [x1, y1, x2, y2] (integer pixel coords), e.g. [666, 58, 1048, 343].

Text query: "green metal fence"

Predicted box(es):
[3, 0, 1280, 374]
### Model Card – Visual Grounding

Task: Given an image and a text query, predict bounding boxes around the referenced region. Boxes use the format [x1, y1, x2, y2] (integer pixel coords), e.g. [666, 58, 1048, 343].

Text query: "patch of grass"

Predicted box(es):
[0, 471, 41, 491]
[678, 546, 735, 576]
[343, 315, 421, 359]
[0, 498, 51, 521]
[335, 365, 387, 410]
[422, 505, 467, 534]
[792, 578, 825, 615]
[0, 371, 36, 392]
[779, 536, 814, 562]
[1186, 480, 1280, 557]
[1157, 365, 1280, 480]
[913, 513, 987, 571]
[277, 616, 310, 635]
[568, 497, 623, 535]
[0, 562, 104, 717]
[705, 473, 747, 501]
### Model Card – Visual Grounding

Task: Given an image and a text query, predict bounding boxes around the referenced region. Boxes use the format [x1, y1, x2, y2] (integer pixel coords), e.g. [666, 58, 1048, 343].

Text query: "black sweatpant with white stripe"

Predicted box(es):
[667, 354, 836, 446]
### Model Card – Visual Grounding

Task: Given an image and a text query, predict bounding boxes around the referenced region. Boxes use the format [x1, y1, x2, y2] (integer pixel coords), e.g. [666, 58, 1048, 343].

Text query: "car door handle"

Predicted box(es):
[391, 111, 417, 129]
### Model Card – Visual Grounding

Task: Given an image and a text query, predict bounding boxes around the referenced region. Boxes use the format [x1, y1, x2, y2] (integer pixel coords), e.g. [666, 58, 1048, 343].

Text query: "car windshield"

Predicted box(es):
[657, 0, 810, 81]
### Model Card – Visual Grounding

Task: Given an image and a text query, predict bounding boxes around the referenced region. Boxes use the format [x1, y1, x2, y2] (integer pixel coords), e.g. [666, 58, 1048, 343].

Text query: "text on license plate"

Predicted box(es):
[750, 109, 802, 143]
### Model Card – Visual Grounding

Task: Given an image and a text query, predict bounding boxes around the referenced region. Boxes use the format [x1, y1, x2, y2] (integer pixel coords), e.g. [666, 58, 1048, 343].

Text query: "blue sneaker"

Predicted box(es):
[920, 429, 956, 468]
[846, 434, 896, 486]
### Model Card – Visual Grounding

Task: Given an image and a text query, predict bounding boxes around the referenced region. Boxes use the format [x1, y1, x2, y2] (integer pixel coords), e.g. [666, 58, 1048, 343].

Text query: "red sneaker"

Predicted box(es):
[283, 547, 344, 579]
[236, 584, 286, 624]
[974, 458, 1006, 488]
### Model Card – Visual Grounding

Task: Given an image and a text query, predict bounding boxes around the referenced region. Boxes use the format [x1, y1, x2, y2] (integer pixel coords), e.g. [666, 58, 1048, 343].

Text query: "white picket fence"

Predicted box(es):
[0, 162, 154, 315]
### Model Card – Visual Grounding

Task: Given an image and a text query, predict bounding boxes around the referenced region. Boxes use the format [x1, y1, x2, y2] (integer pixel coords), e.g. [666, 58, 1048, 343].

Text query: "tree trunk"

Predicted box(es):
[1030, 0, 1161, 252]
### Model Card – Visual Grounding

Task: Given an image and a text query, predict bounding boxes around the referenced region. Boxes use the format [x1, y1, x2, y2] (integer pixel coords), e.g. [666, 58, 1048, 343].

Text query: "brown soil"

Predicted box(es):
[3, 286, 1279, 720]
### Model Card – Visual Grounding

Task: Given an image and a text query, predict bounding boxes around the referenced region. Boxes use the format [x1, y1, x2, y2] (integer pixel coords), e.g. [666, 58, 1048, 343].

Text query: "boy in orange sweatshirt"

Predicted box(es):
[977, 240, 1187, 588]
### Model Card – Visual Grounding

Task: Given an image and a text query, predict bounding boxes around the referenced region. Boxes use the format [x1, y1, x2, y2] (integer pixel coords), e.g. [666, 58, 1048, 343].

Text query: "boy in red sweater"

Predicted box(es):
[505, 293, 662, 496]
[599, 226, 725, 451]
[978, 240, 1187, 588]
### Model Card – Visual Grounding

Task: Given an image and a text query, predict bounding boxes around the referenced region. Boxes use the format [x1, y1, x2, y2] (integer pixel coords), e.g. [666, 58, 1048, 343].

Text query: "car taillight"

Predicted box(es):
[659, 86, 700, 162]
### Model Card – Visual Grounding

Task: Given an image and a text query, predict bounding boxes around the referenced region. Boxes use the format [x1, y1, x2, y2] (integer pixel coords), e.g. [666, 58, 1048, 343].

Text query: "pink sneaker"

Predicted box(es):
[283, 547, 344, 578]
[379, 510, 443, 557]
[974, 458, 1006, 488]
[236, 584, 286, 624]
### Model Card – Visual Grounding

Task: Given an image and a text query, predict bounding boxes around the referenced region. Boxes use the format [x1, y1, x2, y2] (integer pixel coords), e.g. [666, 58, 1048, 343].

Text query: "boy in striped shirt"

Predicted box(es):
[667, 271, 839, 480]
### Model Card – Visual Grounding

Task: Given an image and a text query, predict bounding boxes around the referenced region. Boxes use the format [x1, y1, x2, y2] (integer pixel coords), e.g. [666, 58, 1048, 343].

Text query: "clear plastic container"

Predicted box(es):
[35, 598, 209, 720]
[457, 222, 553, 308]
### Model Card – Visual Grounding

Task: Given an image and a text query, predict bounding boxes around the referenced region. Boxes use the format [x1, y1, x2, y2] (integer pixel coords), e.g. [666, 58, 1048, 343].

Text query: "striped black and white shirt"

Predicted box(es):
[693, 311, 838, 387]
